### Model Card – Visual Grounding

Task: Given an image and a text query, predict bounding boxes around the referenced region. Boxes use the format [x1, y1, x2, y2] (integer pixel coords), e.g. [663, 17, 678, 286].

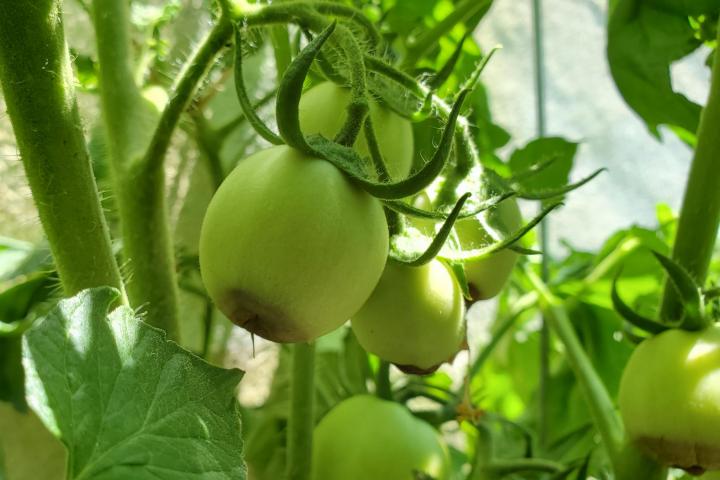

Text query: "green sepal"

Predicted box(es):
[611, 270, 672, 335]
[427, 33, 470, 91]
[516, 168, 606, 200]
[651, 250, 707, 330]
[442, 201, 562, 262]
[234, 25, 283, 145]
[276, 21, 338, 154]
[447, 260, 471, 300]
[302, 28, 346, 84]
[383, 191, 514, 221]
[363, 116, 391, 182]
[458, 45, 500, 94]
[389, 192, 471, 266]
[308, 89, 469, 199]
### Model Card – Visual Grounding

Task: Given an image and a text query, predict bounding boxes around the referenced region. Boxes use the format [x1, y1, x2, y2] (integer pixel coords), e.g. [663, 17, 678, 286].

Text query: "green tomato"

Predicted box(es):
[454, 198, 522, 300]
[199, 145, 389, 343]
[298, 81, 414, 180]
[351, 259, 465, 373]
[619, 325, 720, 473]
[312, 395, 451, 480]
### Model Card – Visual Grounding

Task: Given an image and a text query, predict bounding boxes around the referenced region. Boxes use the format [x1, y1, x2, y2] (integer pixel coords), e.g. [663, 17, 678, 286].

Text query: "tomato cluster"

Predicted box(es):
[199, 81, 521, 365]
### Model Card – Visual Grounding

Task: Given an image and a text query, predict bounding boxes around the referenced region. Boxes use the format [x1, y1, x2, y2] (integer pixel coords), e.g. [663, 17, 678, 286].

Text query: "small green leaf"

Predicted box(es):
[508, 137, 578, 194]
[23, 287, 246, 479]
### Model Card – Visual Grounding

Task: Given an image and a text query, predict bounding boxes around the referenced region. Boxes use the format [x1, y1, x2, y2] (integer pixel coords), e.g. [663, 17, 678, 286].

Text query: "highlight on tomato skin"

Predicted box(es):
[311, 395, 452, 480]
[198, 144, 389, 343]
[351, 258, 466, 374]
[619, 325, 720, 474]
[298, 81, 415, 181]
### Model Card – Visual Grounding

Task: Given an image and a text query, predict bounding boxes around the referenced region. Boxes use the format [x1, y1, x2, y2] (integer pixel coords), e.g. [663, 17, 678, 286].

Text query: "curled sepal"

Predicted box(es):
[516, 168, 606, 200]
[447, 260, 471, 300]
[704, 286, 720, 301]
[390, 193, 471, 266]
[276, 21, 337, 154]
[445, 202, 562, 262]
[302, 29, 346, 84]
[611, 270, 670, 335]
[383, 191, 514, 220]
[652, 250, 707, 330]
[509, 245, 542, 255]
[459, 45, 501, 94]
[312, 89, 469, 199]
[428, 33, 470, 91]
[234, 26, 283, 145]
[363, 116, 391, 182]
[410, 92, 434, 122]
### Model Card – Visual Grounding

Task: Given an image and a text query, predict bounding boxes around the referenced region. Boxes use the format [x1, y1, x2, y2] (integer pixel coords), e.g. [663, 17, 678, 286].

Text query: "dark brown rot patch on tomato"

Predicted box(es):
[220, 290, 309, 343]
[637, 436, 720, 475]
[393, 362, 441, 376]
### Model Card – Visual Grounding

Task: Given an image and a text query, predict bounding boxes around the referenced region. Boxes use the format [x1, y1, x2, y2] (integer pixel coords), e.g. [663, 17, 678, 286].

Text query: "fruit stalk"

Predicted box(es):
[285, 342, 316, 480]
[660, 17, 720, 320]
[0, 0, 124, 297]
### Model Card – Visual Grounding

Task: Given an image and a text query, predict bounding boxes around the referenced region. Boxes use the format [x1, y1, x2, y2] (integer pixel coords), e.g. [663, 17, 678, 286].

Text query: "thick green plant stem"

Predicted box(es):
[660, 20, 720, 321]
[524, 267, 625, 468]
[286, 342, 316, 480]
[0, 0, 124, 297]
[91, 0, 179, 339]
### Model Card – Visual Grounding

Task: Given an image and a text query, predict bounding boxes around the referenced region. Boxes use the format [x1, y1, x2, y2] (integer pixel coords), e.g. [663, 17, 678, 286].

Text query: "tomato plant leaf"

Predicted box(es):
[607, 0, 703, 141]
[23, 287, 246, 480]
[508, 137, 578, 194]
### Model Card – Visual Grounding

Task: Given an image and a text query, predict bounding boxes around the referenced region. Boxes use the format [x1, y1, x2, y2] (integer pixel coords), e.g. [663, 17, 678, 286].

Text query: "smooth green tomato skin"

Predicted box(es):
[298, 81, 414, 180]
[311, 395, 451, 480]
[351, 259, 465, 373]
[619, 325, 720, 471]
[199, 145, 389, 343]
[454, 198, 522, 300]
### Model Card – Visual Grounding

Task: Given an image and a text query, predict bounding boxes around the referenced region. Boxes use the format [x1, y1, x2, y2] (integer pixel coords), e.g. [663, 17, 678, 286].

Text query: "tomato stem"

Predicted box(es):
[285, 342, 316, 480]
[376, 360, 392, 400]
[523, 266, 625, 468]
[660, 18, 720, 322]
[0, 0, 125, 297]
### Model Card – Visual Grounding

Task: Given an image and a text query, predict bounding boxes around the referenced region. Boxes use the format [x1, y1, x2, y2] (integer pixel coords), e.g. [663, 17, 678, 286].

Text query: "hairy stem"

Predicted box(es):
[660, 19, 720, 321]
[286, 342, 316, 480]
[91, 0, 180, 338]
[0, 0, 124, 297]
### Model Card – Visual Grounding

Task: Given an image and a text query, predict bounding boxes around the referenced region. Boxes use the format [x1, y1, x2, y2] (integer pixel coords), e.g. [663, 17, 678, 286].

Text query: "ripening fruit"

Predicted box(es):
[454, 198, 522, 300]
[312, 395, 451, 480]
[351, 259, 465, 374]
[298, 81, 414, 180]
[199, 145, 389, 343]
[619, 325, 720, 473]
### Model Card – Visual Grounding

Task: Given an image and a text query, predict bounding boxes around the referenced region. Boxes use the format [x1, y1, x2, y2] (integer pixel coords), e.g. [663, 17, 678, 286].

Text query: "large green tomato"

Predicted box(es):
[454, 198, 522, 300]
[619, 325, 720, 472]
[312, 395, 451, 480]
[199, 145, 389, 343]
[351, 259, 465, 373]
[298, 81, 414, 180]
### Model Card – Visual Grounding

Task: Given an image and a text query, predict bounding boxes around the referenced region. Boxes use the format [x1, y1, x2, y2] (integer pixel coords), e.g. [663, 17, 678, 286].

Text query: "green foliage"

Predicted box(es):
[23, 288, 246, 479]
[607, 0, 716, 142]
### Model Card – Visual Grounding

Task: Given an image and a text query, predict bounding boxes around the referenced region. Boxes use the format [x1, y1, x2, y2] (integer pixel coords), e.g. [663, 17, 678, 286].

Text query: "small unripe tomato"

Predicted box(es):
[312, 395, 451, 480]
[619, 325, 720, 473]
[454, 198, 522, 300]
[298, 81, 414, 180]
[199, 145, 389, 343]
[351, 259, 465, 373]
